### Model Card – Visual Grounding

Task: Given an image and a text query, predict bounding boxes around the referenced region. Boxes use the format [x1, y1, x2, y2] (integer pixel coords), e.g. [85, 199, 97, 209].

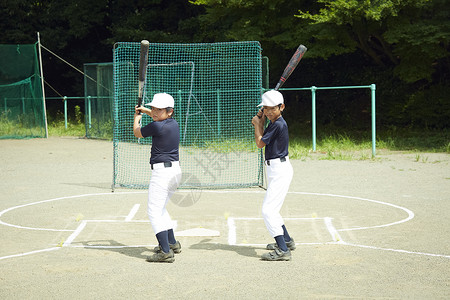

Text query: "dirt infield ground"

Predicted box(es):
[1, 137, 449, 299]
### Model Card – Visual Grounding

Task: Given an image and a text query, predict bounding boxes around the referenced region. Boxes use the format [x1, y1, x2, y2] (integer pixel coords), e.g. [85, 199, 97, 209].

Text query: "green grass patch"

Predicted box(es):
[288, 125, 449, 160]
[47, 119, 86, 137]
[0, 113, 46, 139]
[44, 121, 450, 160]
[3, 109, 448, 161]
[378, 127, 449, 152]
[289, 134, 374, 161]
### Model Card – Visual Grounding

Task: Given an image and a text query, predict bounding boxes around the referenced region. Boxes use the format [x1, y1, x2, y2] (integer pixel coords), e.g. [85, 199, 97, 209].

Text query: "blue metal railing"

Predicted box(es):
[277, 84, 376, 157]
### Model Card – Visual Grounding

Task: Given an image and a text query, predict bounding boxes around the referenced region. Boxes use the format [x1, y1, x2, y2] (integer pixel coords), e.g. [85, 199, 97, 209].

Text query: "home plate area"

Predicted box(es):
[63, 216, 339, 249]
[64, 220, 221, 249]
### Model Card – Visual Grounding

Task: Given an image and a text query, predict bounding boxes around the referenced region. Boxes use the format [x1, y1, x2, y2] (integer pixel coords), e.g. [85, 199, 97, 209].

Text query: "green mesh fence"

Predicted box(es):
[83, 63, 114, 139]
[0, 44, 46, 139]
[262, 56, 269, 90]
[112, 41, 264, 189]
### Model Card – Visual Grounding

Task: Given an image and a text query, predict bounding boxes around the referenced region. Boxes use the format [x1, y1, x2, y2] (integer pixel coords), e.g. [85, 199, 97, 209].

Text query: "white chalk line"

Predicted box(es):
[199, 190, 415, 232]
[0, 192, 143, 231]
[289, 192, 415, 231]
[228, 217, 346, 245]
[0, 192, 146, 260]
[227, 217, 236, 245]
[227, 216, 449, 259]
[324, 217, 344, 243]
[233, 242, 336, 247]
[63, 221, 87, 247]
[226, 242, 450, 259]
[60, 219, 219, 248]
[70, 245, 157, 249]
[0, 247, 61, 261]
[232, 217, 324, 221]
[3, 243, 446, 261]
[340, 242, 450, 259]
[0, 190, 447, 260]
[0, 190, 413, 232]
[125, 204, 140, 221]
[228, 217, 329, 246]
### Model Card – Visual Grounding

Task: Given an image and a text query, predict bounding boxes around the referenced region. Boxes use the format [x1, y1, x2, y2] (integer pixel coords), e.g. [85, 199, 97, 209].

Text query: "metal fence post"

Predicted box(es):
[64, 96, 68, 129]
[311, 86, 317, 151]
[371, 84, 376, 157]
[88, 96, 92, 129]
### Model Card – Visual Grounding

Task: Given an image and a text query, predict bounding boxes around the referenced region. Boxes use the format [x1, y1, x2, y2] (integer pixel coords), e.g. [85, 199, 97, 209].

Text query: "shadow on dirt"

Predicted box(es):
[189, 238, 260, 258]
[78, 240, 152, 260]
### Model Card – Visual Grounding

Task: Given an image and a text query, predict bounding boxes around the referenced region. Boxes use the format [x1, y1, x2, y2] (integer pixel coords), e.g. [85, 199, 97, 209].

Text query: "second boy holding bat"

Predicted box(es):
[252, 90, 296, 261]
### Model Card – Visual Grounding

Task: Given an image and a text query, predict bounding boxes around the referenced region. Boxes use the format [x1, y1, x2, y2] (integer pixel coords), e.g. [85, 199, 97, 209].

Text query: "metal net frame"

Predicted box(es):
[112, 41, 264, 189]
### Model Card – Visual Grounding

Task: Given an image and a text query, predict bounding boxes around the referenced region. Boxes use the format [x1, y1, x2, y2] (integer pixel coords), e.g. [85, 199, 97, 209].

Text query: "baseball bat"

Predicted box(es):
[274, 44, 307, 91]
[137, 40, 150, 113]
[258, 44, 307, 118]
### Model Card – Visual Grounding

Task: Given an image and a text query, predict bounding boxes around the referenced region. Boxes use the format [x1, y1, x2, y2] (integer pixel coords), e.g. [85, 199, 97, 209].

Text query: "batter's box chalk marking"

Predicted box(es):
[324, 217, 344, 243]
[63, 220, 87, 247]
[60, 219, 220, 247]
[227, 217, 344, 246]
[125, 204, 140, 221]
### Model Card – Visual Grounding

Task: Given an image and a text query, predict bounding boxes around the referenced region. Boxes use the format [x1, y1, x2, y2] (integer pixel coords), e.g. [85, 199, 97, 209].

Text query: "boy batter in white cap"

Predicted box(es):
[134, 93, 182, 263]
[252, 90, 295, 261]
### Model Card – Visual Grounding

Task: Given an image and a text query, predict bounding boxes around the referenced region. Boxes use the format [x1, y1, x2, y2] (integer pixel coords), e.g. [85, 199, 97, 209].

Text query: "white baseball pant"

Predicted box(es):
[262, 157, 293, 237]
[147, 162, 182, 234]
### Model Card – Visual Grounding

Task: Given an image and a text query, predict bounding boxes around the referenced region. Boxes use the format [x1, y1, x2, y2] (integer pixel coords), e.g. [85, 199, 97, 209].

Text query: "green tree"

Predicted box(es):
[189, 0, 313, 46]
[296, 0, 449, 83]
[107, 0, 203, 43]
[0, 0, 204, 97]
[191, 0, 449, 128]
[188, 0, 319, 87]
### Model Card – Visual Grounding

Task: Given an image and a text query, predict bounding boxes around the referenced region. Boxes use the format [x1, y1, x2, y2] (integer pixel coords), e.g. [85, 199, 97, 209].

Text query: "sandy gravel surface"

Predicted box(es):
[0, 137, 449, 299]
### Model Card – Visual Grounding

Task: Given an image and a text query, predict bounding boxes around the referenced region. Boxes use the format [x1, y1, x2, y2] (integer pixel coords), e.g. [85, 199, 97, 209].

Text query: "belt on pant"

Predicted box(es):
[265, 156, 287, 166]
[151, 161, 179, 170]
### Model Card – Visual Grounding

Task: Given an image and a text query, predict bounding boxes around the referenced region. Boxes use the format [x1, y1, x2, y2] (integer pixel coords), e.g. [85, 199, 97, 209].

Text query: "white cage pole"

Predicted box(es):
[37, 32, 49, 138]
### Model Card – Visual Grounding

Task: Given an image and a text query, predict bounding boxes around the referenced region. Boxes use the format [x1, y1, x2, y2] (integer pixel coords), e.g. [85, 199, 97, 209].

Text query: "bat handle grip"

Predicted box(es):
[136, 100, 143, 115]
[274, 83, 281, 91]
[257, 108, 264, 119]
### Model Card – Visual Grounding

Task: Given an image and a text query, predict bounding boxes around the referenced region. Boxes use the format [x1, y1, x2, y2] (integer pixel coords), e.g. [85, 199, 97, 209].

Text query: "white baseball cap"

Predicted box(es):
[145, 93, 174, 108]
[258, 90, 284, 107]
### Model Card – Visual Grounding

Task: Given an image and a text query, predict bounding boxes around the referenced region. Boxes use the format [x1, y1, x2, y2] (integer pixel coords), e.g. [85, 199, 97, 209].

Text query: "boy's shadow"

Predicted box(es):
[79, 240, 152, 260]
[189, 239, 260, 258]
[78, 239, 261, 259]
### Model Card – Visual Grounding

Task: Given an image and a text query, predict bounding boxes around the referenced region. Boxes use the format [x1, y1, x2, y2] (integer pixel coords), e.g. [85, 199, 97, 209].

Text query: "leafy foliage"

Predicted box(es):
[0, 0, 448, 131]
[296, 0, 449, 83]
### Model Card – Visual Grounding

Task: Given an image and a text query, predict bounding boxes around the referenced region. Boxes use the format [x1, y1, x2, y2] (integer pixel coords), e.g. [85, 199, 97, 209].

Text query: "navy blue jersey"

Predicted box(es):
[140, 118, 180, 164]
[261, 116, 289, 160]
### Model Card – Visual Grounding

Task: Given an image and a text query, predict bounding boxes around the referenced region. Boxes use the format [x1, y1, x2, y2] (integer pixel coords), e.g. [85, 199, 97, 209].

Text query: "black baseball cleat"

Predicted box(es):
[266, 238, 296, 251]
[261, 247, 292, 261]
[154, 241, 182, 254]
[146, 249, 175, 263]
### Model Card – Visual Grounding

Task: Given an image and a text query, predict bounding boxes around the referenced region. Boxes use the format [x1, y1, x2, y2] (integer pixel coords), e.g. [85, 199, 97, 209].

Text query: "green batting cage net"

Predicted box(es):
[84, 63, 114, 139]
[113, 41, 264, 189]
[0, 44, 46, 139]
